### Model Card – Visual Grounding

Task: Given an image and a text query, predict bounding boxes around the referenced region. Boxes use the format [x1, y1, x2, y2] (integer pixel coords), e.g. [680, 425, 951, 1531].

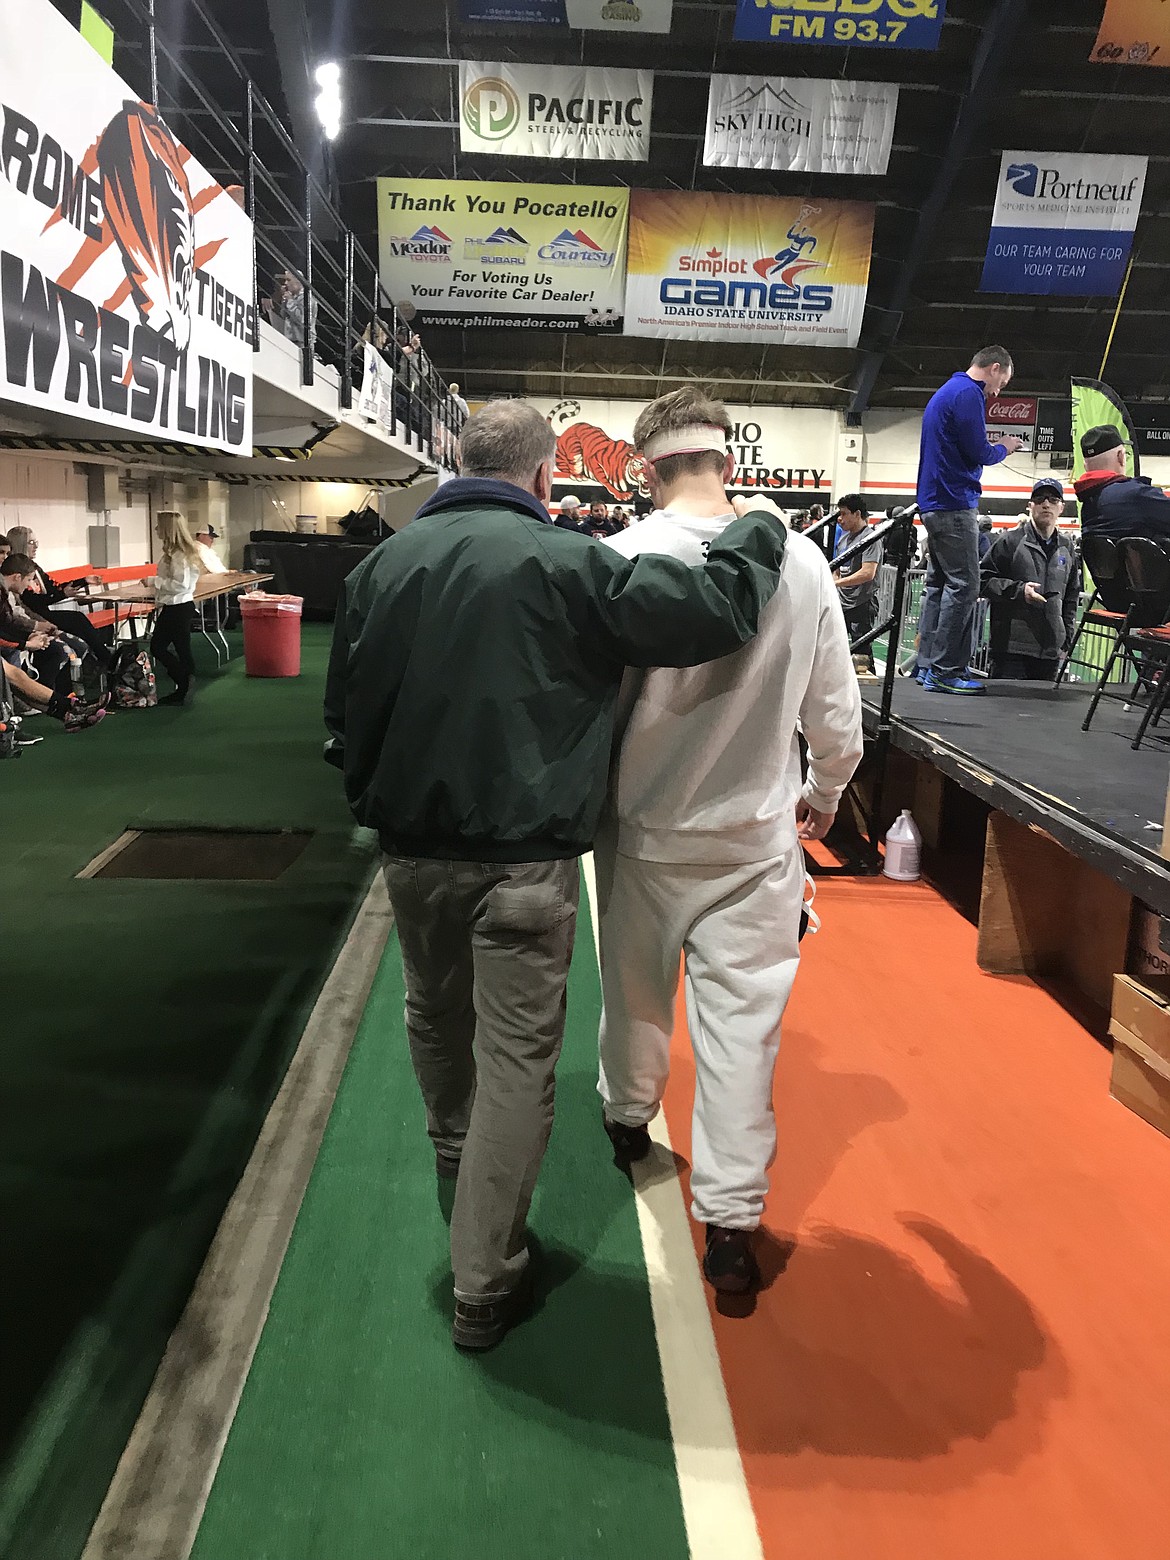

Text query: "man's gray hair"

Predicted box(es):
[458, 399, 556, 483]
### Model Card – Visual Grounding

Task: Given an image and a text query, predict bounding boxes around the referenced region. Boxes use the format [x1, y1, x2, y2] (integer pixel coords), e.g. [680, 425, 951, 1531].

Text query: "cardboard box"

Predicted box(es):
[1111, 973, 1170, 1068]
[1127, 905, 1170, 997]
[1110, 1024, 1170, 1139]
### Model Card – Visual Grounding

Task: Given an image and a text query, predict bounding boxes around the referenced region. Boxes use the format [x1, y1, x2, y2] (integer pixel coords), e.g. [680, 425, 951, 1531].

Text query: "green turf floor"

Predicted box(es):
[189, 913, 692, 1560]
[0, 626, 376, 1560]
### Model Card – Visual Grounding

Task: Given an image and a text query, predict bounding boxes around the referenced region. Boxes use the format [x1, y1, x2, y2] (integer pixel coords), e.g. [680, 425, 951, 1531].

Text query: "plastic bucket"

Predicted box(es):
[240, 592, 303, 677]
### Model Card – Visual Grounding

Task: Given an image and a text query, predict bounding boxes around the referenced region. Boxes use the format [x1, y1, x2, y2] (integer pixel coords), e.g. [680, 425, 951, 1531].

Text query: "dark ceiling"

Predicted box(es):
[58, 0, 1170, 413]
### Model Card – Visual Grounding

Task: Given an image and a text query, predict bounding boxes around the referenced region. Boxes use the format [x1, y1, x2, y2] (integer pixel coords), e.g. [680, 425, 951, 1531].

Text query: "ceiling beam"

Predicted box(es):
[846, 0, 1031, 424]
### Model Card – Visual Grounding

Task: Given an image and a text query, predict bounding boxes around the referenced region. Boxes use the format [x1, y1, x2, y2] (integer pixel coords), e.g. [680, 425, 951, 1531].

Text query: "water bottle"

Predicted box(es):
[883, 809, 922, 882]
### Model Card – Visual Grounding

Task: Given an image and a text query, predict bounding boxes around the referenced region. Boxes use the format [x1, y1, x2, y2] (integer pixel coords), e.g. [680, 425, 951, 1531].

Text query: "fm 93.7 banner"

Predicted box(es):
[733, 0, 947, 50]
[0, 0, 254, 452]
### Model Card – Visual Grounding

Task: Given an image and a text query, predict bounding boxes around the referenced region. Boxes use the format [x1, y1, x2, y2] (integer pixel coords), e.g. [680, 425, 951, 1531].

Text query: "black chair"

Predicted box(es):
[1118, 538, 1170, 749]
[1055, 535, 1129, 694]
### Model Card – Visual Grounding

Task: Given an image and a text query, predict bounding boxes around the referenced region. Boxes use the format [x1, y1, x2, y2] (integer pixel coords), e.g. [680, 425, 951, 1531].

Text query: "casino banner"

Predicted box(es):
[459, 0, 674, 28]
[733, 0, 947, 50]
[1091, 0, 1170, 66]
[623, 190, 874, 348]
[459, 61, 651, 161]
[0, 0, 255, 452]
[377, 178, 629, 332]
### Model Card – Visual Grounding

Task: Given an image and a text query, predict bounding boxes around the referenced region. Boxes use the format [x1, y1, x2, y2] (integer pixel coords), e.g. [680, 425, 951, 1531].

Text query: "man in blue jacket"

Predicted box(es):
[1074, 424, 1170, 541]
[915, 346, 1025, 694]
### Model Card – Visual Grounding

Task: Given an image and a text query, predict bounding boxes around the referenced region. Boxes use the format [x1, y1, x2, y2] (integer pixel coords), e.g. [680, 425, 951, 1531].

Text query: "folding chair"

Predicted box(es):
[1078, 535, 1163, 732]
[1119, 538, 1170, 750]
[1055, 534, 1128, 693]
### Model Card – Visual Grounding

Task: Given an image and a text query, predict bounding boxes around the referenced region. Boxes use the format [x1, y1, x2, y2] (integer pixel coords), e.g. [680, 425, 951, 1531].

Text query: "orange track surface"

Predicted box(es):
[661, 873, 1170, 1560]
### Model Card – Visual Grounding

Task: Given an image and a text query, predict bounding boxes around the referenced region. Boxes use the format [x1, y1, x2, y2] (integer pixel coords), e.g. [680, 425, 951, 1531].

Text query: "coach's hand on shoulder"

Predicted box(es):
[731, 496, 789, 528]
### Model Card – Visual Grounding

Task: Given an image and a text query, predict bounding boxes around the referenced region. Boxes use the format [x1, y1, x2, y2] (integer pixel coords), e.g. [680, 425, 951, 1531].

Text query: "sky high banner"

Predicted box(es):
[0, 0, 254, 452]
[377, 178, 628, 332]
[981, 151, 1147, 297]
[623, 190, 873, 348]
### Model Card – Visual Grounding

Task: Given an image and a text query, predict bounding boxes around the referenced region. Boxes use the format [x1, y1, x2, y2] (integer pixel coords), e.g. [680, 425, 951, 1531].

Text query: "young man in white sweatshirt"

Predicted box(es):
[595, 387, 864, 1294]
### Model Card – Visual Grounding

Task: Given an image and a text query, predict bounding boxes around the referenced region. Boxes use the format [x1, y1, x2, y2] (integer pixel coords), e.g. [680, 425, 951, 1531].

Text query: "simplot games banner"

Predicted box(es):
[623, 190, 874, 348]
[704, 76, 897, 174]
[0, 0, 254, 452]
[1091, 0, 1170, 66]
[377, 178, 628, 332]
[980, 151, 1147, 296]
[733, 0, 947, 49]
[459, 61, 652, 160]
[533, 396, 836, 501]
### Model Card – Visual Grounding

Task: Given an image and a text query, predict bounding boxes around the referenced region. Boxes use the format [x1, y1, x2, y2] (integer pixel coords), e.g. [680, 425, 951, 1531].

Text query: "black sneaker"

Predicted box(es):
[452, 1271, 531, 1352]
[603, 1115, 651, 1167]
[702, 1225, 760, 1295]
[435, 1151, 461, 1180]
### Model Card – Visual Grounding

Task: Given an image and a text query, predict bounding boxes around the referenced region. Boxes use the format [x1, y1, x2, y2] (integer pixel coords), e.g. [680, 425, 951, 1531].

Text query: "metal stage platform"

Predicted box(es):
[860, 678, 1170, 919]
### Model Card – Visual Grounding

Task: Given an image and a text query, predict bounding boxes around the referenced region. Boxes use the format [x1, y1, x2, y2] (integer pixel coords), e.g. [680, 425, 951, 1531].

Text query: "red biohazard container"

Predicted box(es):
[240, 592, 303, 678]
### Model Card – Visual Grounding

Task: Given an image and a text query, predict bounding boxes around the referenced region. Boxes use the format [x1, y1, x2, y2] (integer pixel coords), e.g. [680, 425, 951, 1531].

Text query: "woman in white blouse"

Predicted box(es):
[151, 511, 203, 706]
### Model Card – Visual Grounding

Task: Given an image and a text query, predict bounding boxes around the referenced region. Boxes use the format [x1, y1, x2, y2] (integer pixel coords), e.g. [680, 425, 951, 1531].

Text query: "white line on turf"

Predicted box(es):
[581, 855, 764, 1560]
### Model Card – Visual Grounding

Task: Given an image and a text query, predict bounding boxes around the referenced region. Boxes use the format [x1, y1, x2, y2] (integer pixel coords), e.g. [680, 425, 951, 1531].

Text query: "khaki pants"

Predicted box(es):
[381, 856, 579, 1301]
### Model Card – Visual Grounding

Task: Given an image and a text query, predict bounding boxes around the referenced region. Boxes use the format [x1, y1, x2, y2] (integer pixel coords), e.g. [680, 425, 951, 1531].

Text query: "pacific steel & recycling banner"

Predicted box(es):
[1091, 0, 1170, 66]
[459, 1, 673, 29]
[980, 151, 1147, 297]
[0, 0, 254, 452]
[459, 61, 652, 160]
[704, 76, 897, 174]
[733, 0, 947, 50]
[623, 190, 874, 348]
[377, 178, 628, 332]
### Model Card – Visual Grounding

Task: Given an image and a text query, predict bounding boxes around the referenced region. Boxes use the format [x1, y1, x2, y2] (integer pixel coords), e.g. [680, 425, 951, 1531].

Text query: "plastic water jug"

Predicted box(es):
[883, 809, 922, 882]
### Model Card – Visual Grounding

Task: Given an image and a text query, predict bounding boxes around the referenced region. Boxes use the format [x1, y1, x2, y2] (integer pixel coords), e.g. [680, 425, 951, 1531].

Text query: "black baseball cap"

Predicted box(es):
[1030, 478, 1064, 502]
[1080, 424, 1125, 459]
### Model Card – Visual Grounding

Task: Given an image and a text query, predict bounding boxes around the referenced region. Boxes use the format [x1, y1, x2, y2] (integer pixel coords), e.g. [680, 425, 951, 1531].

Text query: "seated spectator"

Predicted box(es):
[194, 523, 228, 575]
[980, 478, 1079, 681]
[832, 495, 884, 674]
[0, 554, 92, 691]
[1075, 425, 1170, 540]
[4, 526, 110, 664]
[555, 494, 584, 531]
[0, 655, 105, 731]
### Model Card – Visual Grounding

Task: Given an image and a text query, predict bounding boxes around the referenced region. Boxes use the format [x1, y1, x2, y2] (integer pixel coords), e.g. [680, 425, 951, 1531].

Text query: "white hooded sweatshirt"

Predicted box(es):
[605, 508, 864, 864]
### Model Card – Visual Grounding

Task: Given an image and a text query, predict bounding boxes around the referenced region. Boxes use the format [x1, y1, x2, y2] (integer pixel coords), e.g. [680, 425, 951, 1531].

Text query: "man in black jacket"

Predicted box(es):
[324, 398, 788, 1350]
[1074, 424, 1170, 541]
[980, 478, 1080, 679]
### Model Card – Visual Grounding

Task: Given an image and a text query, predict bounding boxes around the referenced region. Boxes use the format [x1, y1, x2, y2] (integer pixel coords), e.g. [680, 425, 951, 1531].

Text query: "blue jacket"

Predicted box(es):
[917, 372, 1008, 515]
[1074, 471, 1170, 542]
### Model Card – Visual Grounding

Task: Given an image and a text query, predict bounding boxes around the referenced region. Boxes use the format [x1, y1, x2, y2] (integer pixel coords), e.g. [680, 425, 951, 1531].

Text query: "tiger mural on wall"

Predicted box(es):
[549, 399, 650, 502]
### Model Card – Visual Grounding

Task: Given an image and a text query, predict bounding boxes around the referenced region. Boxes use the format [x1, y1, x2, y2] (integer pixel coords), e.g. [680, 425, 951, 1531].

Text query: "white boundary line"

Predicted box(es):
[580, 856, 764, 1560]
[81, 874, 393, 1560]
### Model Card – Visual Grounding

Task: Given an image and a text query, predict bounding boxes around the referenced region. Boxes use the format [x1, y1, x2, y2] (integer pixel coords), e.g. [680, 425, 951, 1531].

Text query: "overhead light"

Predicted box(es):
[314, 62, 342, 141]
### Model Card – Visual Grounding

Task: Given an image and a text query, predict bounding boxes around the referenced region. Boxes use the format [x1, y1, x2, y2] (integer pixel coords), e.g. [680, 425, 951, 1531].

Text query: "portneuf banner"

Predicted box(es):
[459, 61, 652, 160]
[623, 190, 874, 348]
[980, 151, 1148, 297]
[0, 0, 254, 453]
[1091, 0, 1170, 67]
[704, 76, 897, 174]
[733, 0, 946, 50]
[377, 179, 628, 332]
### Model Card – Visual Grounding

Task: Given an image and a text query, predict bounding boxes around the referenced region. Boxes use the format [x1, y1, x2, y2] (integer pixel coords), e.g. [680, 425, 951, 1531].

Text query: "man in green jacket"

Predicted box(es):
[324, 398, 788, 1350]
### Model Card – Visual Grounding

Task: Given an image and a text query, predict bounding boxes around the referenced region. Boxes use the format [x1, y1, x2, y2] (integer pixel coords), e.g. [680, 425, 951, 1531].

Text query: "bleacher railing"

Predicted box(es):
[101, 0, 466, 466]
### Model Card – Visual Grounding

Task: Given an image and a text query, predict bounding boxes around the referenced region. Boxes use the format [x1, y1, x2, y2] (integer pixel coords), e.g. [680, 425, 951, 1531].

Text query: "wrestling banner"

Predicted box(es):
[459, 61, 652, 161]
[623, 189, 874, 348]
[0, 0, 254, 452]
[377, 178, 628, 331]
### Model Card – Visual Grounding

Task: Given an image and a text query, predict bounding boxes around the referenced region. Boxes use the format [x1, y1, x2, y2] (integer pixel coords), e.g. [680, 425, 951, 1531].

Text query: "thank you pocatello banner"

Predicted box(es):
[980, 151, 1147, 297]
[377, 178, 628, 332]
[459, 61, 652, 160]
[1091, 0, 1170, 66]
[704, 76, 897, 174]
[733, 0, 946, 49]
[0, 0, 254, 452]
[623, 190, 874, 348]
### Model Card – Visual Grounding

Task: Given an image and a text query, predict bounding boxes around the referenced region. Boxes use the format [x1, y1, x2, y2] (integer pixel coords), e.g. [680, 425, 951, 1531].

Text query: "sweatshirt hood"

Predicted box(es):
[414, 476, 550, 526]
[1073, 471, 1125, 498]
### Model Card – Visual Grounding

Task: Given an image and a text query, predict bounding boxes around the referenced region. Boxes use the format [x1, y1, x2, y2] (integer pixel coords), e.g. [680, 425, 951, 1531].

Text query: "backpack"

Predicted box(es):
[106, 641, 158, 709]
[0, 661, 22, 760]
[52, 637, 106, 708]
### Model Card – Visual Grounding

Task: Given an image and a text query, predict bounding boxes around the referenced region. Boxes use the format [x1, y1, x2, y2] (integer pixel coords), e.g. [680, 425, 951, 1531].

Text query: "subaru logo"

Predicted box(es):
[1007, 162, 1039, 197]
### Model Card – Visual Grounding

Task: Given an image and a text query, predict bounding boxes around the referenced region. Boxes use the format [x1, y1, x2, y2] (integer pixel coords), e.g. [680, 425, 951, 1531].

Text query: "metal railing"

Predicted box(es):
[99, 0, 466, 466]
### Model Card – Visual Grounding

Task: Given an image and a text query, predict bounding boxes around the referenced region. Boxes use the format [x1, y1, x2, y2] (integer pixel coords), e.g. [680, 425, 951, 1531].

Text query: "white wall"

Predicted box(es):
[0, 453, 152, 571]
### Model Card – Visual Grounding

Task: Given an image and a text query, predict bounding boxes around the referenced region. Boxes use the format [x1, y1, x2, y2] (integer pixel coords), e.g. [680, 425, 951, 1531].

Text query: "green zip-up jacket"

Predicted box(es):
[323, 477, 787, 862]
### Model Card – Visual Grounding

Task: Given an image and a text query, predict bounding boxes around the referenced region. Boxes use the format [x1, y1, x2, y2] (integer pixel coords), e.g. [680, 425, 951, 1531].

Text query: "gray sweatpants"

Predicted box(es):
[381, 856, 579, 1302]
